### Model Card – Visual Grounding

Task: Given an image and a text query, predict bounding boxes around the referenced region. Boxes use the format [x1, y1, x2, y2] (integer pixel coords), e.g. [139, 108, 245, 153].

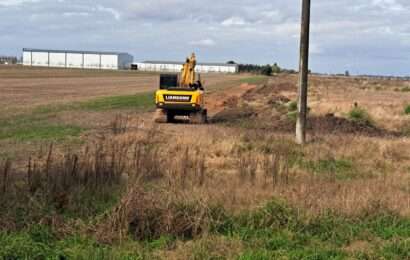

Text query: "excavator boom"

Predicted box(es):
[180, 53, 197, 87]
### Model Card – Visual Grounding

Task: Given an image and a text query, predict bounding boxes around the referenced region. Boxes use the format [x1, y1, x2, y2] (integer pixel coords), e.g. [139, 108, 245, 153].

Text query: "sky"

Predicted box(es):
[0, 0, 409, 76]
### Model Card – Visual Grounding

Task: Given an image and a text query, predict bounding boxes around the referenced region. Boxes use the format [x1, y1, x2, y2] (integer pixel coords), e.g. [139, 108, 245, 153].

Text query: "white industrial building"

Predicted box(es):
[133, 61, 239, 74]
[23, 48, 133, 70]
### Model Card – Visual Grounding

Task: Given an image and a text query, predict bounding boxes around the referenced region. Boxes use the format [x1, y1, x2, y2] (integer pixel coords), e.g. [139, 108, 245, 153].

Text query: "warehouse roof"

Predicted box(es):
[137, 61, 238, 67]
[23, 48, 131, 56]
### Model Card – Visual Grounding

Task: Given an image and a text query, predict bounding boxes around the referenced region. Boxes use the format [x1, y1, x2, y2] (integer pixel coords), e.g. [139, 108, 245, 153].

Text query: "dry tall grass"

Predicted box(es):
[1, 86, 410, 241]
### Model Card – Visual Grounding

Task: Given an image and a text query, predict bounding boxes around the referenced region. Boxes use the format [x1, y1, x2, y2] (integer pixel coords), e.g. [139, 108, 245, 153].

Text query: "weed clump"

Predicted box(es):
[347, 105, 373, 126]
[286, 101, 298, 123]
[300, 157, 357, 180]
[99, 188, 225, 242]
[288, 101, 298, 112]
[401, 86, 410, 92]
[401, 122, 410, 136]
[405, 105, 410, 115]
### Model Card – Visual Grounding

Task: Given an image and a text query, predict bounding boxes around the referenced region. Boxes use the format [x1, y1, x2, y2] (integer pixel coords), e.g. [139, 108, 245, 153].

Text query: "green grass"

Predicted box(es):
[240, 76, 269, 85]
[32, 103, 77, 114]
[300, 158, 358, 180]
[227, 201, 410, 259]
[78, 92, 154, 111]
[34, 92, 155, 114]
[0, 92, 155, 141]
[0, 112, 83, 142]
[1, 200, 409, 259]
[0, 231, 145, 260]
[238, 247, 347, 260]
[0, 124, 82, 141]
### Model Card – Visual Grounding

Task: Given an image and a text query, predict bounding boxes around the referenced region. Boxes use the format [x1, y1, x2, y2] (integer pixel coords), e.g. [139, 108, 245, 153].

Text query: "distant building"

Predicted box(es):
[133, 61, 239, 74]
[0, 56, 17, 65]
[23, 48, 133, 70]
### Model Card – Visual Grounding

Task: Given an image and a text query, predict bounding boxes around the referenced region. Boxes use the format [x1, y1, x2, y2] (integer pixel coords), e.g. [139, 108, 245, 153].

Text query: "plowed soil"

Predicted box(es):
[206, 83, 257, 116]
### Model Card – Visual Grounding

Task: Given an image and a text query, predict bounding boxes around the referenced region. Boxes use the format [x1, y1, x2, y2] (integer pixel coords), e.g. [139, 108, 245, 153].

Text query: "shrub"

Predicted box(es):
[236, 200, 300, 230]
[287, 111, 298, 122]
[405, 105, 410, 115]
[286, 102, 312, 123]
[261, 65, 273, 76]
[272, 63, 282, 74]
[288, 101, 298, 112]
[401, 122, 410, 136]
[98, 187, 224, 242]
[347, 106, 373, 126]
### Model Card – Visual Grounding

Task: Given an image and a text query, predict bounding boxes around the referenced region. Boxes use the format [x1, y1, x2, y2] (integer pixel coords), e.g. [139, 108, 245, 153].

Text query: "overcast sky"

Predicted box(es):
[1, 0, 409, 75]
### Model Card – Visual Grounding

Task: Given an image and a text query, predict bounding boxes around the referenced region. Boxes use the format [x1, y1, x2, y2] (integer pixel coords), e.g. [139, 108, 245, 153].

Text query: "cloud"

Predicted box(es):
[189, 39, 216, 47]
[310, 44, 323, 55]
[221, 17, 247, 27]
[372, 0, 406, 12]
[96, 5, 121, 21]
[1, 0, 410, 75]
[63, 12, 90, 17]
[0, 0, 41, 7]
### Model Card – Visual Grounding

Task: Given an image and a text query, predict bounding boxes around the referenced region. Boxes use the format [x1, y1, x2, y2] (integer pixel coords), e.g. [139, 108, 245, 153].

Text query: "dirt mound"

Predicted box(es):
[222, 96, 240, 108]
[213, 112, 391, 136]
[212, 82, 397, 137]
[211, 107, 257, 123]
[267, 95, 291, 106]
[244, 82, 296, 98]
[206, 83, 257, 116]
[307, 114, 385, 136]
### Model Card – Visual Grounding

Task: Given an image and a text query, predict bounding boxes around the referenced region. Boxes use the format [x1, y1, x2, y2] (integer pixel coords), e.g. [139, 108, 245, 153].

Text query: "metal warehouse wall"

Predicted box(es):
[23, 49, 133, 70]
[134, 63, 238, 74]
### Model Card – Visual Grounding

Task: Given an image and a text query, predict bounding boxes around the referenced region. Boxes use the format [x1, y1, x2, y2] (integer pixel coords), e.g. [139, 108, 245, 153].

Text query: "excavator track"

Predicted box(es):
[154, 109, 168, 123]
[190, 110, 208, 124]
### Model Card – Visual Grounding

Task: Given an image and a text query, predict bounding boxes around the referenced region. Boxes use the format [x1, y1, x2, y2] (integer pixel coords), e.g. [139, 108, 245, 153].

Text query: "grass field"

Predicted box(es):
[0, 66, 409, 259]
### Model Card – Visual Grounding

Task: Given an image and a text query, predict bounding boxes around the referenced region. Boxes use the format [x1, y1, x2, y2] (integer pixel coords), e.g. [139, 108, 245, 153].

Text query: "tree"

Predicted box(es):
[226, 61, 236, 64]
[272, 62, 281, 74]
[345, 70, 350, 77]
[261, 65, 273, 76]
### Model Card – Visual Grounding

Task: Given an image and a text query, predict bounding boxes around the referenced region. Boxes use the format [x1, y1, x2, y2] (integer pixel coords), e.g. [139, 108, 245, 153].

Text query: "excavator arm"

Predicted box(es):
[180, 53, 197, 87]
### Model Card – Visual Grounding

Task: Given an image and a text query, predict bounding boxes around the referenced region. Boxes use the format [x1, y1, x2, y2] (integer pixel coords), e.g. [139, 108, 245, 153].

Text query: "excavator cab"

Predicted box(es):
[154, 54, 208, 124]
[159, 74, 179, 89]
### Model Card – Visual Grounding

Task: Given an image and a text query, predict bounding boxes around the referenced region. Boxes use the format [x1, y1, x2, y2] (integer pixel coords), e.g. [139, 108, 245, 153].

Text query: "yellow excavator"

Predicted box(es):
[154, 53, 207, 124]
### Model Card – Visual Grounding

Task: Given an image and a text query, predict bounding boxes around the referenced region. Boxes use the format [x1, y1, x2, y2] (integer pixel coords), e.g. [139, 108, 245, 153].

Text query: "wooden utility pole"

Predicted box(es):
[296, 0, 311, 145]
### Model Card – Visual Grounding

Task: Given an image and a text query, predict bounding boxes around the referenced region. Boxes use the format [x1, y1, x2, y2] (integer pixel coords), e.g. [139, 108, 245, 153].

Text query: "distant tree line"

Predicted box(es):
[228, 61, 297, 76]
[0, 56, 17, 65]
[229, 61, 410, 79]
